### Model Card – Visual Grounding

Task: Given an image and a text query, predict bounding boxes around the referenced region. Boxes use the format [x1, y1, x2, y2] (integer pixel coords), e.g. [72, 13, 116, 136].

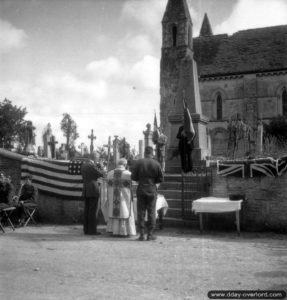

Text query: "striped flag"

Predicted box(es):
[21, 157, 83, 200]
[217, 157, 285, 178]
[250, 158, 278, 177]
[277, 156, 287, 176]
[183, 97, 195, 142]
[217, 160, 245, 177]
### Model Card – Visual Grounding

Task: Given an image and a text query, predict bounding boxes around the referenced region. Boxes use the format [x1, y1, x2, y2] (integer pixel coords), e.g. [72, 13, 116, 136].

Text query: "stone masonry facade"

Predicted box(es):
[160, 0, 287, 159]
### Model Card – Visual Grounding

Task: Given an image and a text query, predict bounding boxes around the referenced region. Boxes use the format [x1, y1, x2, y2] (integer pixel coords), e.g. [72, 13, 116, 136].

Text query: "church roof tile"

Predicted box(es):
[194, 25, 287, 77]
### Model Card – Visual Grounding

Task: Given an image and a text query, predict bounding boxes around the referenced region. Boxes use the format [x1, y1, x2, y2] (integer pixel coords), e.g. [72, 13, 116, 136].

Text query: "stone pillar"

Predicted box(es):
[24, 121, 36, 155]
[164, 57, 210, 172]
[113, 136, 120, 167]
[244, 74, 258, 155]
[59, 143, 68, 160]
[138, 140, 144, 158]
[143, 123, 153, 149]
[43, 123, 52, 158]
[256, 119, 263, 155]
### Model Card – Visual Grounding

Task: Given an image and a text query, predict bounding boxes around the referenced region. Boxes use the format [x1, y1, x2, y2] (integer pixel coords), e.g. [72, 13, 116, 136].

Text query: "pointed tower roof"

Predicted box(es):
[199, 13, 213, 37]
[162, 0, 192, 24]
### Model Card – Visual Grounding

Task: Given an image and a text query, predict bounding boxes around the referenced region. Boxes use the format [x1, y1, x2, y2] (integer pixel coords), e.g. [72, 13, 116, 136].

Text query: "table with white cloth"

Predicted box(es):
[192, 197, 243, 234]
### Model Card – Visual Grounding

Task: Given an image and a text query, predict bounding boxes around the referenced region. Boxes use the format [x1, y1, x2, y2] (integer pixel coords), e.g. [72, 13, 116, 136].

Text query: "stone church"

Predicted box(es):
[160, 0, 287, 165]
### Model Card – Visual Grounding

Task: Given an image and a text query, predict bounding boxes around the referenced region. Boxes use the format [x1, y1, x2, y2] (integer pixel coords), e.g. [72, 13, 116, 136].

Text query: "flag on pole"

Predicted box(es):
[152, 112, 160, 144]
[183, 97, 195, 142]
[21, 157, 83, 200]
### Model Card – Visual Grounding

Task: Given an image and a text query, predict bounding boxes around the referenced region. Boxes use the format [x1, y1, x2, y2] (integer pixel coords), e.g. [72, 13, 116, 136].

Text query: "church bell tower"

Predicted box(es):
[160, 0, 210, 172]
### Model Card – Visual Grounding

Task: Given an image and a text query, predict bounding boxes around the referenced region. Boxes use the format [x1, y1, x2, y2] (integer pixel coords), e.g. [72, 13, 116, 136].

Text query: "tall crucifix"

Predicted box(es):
[88, 129, 96, 154]
[48, 135, 58, 159]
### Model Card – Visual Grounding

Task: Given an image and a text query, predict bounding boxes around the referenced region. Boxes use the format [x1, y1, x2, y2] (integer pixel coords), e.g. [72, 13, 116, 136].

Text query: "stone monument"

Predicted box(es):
[43, 123, 53, 158]
[143, 123, 154, 149]
[113, 136, 120, 167]
[160, 0, 210, 172]
[24, 121, 36, 155]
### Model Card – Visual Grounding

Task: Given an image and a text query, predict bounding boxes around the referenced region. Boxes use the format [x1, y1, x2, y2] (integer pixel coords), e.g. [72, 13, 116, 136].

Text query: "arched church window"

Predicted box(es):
[172, 25, 177, 47]
[282, 88, 287, 116]
[216, 94, 223, 120]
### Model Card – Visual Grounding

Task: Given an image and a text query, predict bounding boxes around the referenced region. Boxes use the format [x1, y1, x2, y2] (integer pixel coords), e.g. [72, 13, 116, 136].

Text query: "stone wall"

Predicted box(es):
[209, 163, 287, 232]
[1, 149, 287, 231]
[200, 73, 287, 157]
[37, 194, 84, 224]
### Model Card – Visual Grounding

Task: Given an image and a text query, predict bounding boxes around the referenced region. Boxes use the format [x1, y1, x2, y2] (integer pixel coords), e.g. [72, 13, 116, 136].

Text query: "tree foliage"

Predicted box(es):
[60, 113, 79, 151]
[118, 138, 131, 160]
[0, 98, 30, 149]
[263, 115, 287, 147]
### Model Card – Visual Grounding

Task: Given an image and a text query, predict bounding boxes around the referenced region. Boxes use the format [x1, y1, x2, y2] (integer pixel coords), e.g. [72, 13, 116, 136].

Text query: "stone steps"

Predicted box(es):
[159, 171, 211, 228]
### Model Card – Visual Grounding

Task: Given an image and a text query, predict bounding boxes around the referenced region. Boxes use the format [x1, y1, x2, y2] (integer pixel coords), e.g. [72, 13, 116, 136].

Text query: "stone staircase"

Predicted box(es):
[158, 170, 212, 228]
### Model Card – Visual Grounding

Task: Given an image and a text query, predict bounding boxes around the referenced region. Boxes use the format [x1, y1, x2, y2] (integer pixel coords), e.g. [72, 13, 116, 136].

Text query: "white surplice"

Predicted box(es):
[106, 166, 136, 236]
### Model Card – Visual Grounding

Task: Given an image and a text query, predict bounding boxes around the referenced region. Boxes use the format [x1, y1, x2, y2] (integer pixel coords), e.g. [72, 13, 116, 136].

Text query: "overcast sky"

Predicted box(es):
[1, 0, 287, 152]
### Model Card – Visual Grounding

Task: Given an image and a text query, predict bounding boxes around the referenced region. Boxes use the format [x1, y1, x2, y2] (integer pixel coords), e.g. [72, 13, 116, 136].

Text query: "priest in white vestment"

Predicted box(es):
[106, 158, 136, 236]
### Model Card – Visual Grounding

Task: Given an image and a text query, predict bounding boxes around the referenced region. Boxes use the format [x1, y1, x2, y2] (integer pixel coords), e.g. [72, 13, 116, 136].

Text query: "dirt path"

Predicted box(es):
[0, 225, 286, 300]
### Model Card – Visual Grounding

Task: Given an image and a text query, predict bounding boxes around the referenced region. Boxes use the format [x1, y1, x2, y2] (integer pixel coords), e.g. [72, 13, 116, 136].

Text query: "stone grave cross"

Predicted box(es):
[48, 135, 58, 159]
[88, 129, 96, 154]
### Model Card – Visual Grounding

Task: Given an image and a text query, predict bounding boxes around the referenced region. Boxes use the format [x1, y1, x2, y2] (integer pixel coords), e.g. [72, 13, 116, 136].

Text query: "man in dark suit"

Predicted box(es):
[131, 146, 164, 241]
[81, 160, 104, 235]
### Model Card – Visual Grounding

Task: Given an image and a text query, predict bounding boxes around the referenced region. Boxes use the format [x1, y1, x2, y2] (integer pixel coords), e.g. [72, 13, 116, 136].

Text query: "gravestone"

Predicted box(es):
[48, 135, 58, 159]
[143, 123, 154, 149]
[24, 121, 36, 155]
[43, 123, 53, 158]
[88, 129, 96, 155]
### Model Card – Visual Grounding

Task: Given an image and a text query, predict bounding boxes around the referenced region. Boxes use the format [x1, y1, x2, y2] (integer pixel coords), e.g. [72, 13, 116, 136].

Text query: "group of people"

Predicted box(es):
[1, 120, 194, 236]
[81, 146, 164, 241]
[0, 172, 38, 227]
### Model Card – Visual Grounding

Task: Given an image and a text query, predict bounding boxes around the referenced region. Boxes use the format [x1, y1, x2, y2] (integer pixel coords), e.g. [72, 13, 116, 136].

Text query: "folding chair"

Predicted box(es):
[22, 203, 37, 227]
[0, 206, 16, 233]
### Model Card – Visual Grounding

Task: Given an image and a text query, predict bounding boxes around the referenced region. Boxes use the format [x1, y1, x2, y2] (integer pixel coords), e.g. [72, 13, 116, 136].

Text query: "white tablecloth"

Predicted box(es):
[192, 197, 243, 213]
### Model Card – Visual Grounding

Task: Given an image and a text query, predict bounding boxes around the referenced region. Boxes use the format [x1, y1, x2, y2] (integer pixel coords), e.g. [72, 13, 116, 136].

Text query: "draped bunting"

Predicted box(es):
[217, 156, 287, 178]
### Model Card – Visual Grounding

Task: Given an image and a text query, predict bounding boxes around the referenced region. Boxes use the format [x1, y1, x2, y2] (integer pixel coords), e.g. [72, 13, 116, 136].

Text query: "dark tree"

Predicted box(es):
[0, 98, 29, 149]
[263, 115, 287, 147]
[118, 138, 131, 160]
[60, 113, 79, 153]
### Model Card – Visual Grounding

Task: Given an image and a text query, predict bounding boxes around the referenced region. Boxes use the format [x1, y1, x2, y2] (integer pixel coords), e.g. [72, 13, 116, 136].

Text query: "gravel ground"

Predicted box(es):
[0, 225, 287, 300]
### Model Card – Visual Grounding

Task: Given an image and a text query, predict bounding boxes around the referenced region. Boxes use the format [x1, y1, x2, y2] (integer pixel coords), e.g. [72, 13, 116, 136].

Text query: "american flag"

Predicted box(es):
[21, 157, 84, 200]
